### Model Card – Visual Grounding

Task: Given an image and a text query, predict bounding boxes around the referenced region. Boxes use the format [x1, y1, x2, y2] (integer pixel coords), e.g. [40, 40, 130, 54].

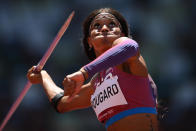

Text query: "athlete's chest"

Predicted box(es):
[91, 67, 128, 115]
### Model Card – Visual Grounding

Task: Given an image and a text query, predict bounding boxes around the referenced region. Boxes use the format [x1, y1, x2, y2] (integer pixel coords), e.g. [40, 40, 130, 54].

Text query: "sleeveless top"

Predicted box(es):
[90, 67, 156, 123]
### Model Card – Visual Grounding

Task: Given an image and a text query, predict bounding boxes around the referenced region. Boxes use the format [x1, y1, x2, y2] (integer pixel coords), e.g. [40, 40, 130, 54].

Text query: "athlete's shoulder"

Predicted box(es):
[112, 37, 133, 47]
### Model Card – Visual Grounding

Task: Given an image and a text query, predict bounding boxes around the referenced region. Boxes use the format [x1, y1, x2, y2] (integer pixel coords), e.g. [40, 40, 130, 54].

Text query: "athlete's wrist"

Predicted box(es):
[80, 68, 88, 81]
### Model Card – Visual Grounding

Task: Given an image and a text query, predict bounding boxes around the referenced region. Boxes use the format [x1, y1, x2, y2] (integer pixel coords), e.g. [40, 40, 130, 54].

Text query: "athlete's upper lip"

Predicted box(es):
[101, 32, 114, 36]
[102, 32, 108, 36]
[94, 32, 113, 37]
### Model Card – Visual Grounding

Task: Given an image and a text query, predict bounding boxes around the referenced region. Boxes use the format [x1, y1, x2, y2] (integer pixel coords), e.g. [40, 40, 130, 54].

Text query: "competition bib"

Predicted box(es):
[91, 72, 128, 116]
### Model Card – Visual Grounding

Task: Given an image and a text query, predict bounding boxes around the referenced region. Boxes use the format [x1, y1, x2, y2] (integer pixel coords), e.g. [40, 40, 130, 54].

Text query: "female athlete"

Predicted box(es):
[27, 8, 159, 131]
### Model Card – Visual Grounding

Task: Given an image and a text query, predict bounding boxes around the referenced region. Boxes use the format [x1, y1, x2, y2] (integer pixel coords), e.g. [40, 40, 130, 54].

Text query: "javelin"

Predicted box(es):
[0, 11, 75, 131]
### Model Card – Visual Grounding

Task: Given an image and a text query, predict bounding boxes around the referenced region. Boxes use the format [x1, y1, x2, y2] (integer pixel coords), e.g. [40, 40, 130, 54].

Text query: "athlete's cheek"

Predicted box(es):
[90, 30, 98, 37]
[112, 27, 120, 33]
[115, 29, 122, 35]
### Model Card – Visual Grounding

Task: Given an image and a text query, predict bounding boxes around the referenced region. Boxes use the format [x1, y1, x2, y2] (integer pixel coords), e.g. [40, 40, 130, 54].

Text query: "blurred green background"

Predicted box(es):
[0, 0, 195, 131]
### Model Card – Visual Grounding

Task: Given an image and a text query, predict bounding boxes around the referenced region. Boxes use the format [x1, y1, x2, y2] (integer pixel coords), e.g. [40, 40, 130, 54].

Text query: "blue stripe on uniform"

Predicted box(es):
[105, 107, 157, 129]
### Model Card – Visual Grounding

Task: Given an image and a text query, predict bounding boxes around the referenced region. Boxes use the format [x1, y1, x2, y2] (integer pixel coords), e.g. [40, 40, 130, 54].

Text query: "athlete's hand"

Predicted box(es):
[27, 66, 43, 84]
[62, 77, 76, 96]
[62, 71, 85, 102]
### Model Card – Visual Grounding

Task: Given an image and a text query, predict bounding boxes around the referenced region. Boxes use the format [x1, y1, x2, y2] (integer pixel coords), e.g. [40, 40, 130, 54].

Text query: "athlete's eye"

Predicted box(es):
[109, 22, 116, 28]
[93, 23, 101, 29]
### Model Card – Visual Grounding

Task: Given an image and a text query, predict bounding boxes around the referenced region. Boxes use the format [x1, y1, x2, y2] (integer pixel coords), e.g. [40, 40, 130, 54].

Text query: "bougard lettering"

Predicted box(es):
[91, 73, 128, 116]
[92, 85, 121, 109]
[107, 86, 113, 97]
[103, 89, 108, 101]
[112, 84, 119, 95]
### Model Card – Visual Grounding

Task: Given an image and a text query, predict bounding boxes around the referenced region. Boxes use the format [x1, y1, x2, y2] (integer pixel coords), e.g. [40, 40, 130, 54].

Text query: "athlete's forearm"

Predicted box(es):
[57, 83, 93, 113]
[40, 71, 64, 102]
[83, 38, 139, 78]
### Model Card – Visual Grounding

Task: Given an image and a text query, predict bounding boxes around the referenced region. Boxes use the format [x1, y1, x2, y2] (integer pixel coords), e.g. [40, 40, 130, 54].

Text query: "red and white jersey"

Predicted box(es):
[91, 67, 156, 123]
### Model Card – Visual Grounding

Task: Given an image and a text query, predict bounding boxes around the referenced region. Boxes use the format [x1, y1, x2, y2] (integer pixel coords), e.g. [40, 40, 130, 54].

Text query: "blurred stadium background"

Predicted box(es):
[0, 0, 195, 130]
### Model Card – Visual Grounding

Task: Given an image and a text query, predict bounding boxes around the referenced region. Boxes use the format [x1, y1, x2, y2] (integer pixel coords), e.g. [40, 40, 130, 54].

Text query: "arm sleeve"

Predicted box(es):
[84, 39, 139, 78]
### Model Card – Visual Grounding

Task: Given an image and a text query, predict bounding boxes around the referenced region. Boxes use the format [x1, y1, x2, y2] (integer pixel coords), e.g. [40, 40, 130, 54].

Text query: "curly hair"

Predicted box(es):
[82, 8, 131, 60]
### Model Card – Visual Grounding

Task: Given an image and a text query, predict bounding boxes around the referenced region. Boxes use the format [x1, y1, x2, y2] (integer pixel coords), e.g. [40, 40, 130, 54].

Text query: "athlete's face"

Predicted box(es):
[88, 13, 124, 56]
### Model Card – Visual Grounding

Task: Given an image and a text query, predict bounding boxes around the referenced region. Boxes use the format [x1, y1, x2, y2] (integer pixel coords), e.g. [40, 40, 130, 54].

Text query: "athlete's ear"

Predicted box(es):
[88, 37, 93, 48]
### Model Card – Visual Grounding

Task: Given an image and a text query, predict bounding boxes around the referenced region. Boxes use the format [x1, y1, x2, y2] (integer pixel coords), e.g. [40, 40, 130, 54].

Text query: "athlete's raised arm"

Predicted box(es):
[27, 66, 94, 113]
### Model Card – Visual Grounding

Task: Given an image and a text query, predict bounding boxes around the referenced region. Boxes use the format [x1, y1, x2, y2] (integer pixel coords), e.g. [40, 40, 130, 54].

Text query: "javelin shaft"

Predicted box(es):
[0, 82, 32, 131]
[0, 11, 75, 131]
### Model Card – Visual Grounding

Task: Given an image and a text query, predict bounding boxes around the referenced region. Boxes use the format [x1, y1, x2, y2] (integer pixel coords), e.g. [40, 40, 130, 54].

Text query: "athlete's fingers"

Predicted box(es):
[27, 66, 35, 80]
[28, 74, 42, 84]
[66, 71, 85, 83]
[63, 77, 76, 88]
[27, 66, 42, 84]
[27, 66, 36, 75]
[64, 71, 84, 103]
[63, 77, 76, 96]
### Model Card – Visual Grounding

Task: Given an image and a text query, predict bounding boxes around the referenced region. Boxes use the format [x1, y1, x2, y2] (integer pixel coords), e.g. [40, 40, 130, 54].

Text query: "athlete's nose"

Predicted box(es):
[100, 25, 109, 33]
